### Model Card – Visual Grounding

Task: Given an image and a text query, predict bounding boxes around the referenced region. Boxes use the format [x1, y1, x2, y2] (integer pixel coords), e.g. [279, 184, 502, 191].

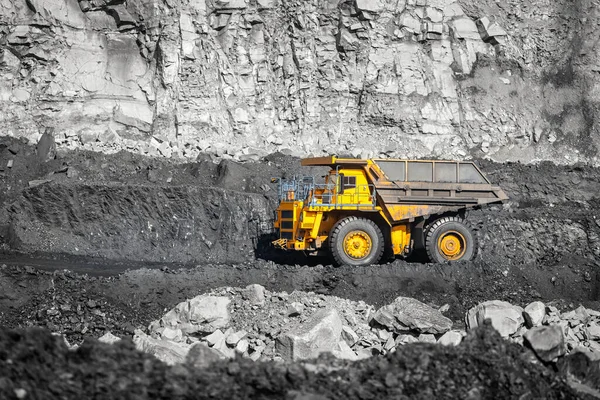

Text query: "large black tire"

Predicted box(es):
[329, 216, 384, 267]
[425, 216, 477, 263]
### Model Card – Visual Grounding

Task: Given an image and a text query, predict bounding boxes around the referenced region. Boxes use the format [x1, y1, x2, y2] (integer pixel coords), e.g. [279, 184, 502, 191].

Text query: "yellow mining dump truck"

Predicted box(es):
[272, 156, 508, 266]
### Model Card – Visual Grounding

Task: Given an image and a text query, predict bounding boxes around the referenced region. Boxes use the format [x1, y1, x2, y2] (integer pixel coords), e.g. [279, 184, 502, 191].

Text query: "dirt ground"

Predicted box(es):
[1, 136, 600, 397]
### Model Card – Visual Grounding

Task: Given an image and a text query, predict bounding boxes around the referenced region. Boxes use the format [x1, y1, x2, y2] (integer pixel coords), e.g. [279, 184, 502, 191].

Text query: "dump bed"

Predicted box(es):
[370, 159, 507, 222]
[301, 156, 508, 223]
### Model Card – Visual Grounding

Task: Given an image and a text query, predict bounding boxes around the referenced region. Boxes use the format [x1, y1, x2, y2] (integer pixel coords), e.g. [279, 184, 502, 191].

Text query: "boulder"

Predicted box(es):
[154, 295, 231, 334]
[524, 325, 566, 362]
[275, 308, 343, 361]
[371, 297, 453, 334]
[186, 342, 223, 368]
[466, 300, 524, 338]
[133, 330, 191, 365]
[242, 284, 265, 306]
[524, 301, 546, 328]
[438, 330, 464, 346]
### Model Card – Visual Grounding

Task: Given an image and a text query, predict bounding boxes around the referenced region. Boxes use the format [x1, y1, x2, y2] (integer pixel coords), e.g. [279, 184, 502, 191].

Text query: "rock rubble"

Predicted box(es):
[127, 285, 600, 368]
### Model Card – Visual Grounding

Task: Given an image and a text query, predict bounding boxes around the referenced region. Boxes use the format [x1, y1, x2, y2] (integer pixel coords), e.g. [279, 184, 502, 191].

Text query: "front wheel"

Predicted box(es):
[425, 216, 477, 263]
[329, 216, 384, 267]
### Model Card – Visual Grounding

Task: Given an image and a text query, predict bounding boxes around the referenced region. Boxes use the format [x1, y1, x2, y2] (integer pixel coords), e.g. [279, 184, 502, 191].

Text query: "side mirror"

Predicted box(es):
[271, 177, 280, 183]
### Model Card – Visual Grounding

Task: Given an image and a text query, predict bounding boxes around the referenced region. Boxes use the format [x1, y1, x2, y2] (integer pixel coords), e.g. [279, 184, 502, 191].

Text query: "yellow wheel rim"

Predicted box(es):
[437, 230, 466, 260]
[343, 230, 372, 260]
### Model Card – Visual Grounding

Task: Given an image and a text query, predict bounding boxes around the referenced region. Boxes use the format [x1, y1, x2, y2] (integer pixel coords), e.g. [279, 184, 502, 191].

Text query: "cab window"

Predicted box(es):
[343, 176, 356, 190]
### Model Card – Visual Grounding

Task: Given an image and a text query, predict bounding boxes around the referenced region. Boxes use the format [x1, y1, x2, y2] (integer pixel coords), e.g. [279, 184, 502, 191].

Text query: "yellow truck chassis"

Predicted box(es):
[272, 156, 508, 266]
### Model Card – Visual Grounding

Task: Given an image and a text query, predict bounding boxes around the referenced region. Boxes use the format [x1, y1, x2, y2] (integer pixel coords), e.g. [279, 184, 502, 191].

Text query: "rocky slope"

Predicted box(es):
[1, 0, 599, 164]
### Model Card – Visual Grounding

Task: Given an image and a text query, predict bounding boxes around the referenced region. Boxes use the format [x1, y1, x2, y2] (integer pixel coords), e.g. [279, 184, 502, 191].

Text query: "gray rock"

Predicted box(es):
[585, 321, 600, 341]
[438, 330, 464, 346]
[243, 284, 265, 306]
[204, 329, 225, 346]
[275, 308, 342, 361]
[287, 302, 305, 316]
[466, 300, 524, 338]
[356, 0, 382, 13]
[417, 333, 436, 343]
[186, 342, 223, 368]
[372, 297, 453, 334]
[226, 330, 248, 346]
[524, 301, 546, 328]
[98, 332, 121, 345]
[561, 306, 590, 326]
[332, 340, 358, 361]
[235, 339, 249, 353]
[154, 295, 231, 334]
[133, 330, 191, 365]
[214, 0, 246, 10]
[341, 326, 359, 347]
[395, 334, 419, 345]
[79, 129, 98, 144]
[524, 325, 566, 362]
[36, 130, 56, 162]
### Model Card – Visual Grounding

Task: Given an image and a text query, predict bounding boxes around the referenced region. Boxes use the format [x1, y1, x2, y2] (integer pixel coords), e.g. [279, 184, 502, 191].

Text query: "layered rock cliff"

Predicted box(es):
[1, 0, 599, 164]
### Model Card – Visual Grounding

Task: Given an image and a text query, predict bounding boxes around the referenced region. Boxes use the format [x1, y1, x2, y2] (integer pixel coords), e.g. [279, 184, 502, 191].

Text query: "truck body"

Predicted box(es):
[272, 156, 508, 266]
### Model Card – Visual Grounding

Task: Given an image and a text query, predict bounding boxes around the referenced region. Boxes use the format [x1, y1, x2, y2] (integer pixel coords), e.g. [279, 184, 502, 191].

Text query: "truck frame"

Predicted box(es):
[272, 156, 508, 266]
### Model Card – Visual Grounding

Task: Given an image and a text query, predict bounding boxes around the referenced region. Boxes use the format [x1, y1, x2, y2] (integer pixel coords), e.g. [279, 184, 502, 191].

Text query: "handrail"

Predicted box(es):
[275, 175, 376, 210]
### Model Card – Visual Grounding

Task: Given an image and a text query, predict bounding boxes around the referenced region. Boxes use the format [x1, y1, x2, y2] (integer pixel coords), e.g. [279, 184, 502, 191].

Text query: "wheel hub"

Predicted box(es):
[343, 231, 372, 260]
[438, 230, 466, 260]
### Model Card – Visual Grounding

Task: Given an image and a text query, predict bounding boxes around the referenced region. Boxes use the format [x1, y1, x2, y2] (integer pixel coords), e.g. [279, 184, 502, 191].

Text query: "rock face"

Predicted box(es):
[465, 300, 524, 338]
[7, 182, 272, 263]
[275, 308, 343, 361]
[1, 0, 599, 164]
[372, 297, 452, 334]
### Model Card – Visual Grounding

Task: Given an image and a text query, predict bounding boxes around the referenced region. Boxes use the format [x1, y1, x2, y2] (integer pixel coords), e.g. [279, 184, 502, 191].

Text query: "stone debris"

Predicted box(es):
[138, 287, 460, 364]
[465, 300, 600, 363]
[131, 287, 600, 367]
[466, 300, 524, 338]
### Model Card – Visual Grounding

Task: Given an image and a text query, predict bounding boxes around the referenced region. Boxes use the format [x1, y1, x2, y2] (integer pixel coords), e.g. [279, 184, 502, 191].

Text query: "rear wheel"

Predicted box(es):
[425, 216, 476, 263]
[330, 216, 384, 266]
